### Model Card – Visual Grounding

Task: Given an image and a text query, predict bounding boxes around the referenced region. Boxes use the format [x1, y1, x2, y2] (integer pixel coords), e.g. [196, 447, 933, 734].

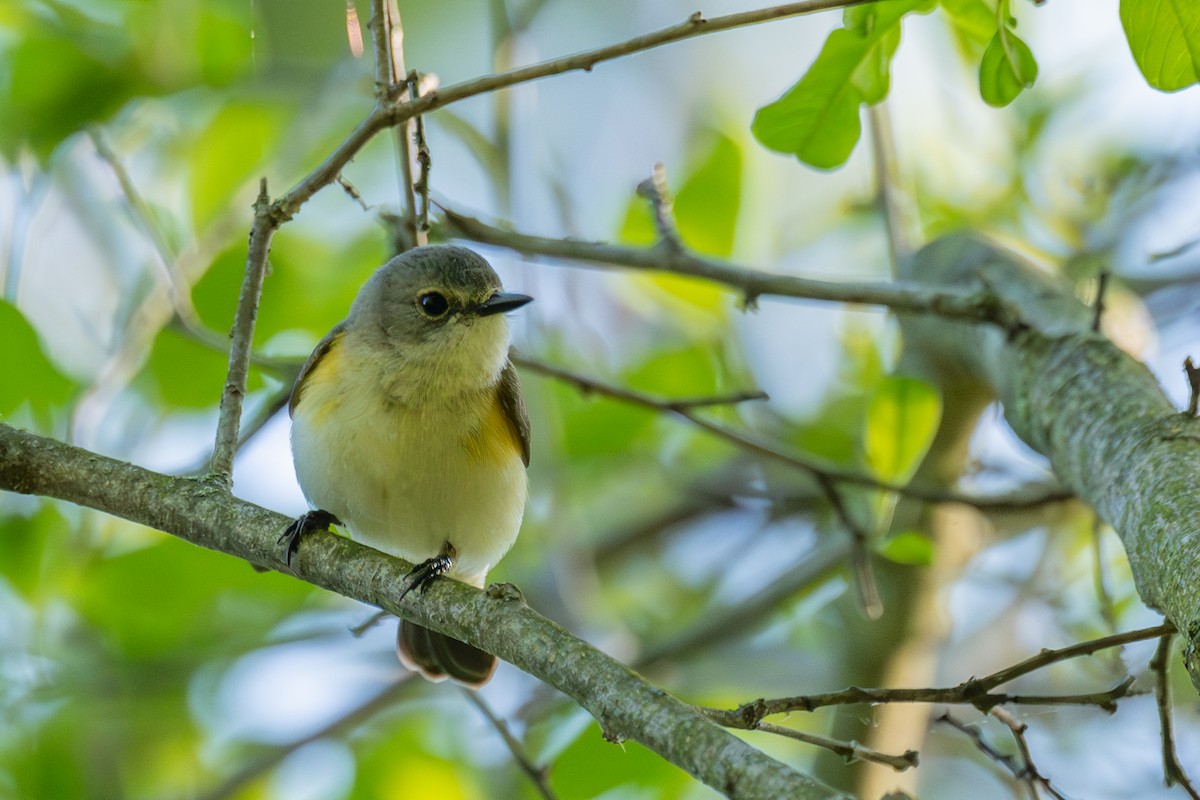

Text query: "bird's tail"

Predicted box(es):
[397, 620, 498, 688]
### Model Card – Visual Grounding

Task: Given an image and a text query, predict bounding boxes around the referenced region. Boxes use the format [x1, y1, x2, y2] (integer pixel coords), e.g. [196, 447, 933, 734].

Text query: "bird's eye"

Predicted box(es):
[417, 292, 450, 318]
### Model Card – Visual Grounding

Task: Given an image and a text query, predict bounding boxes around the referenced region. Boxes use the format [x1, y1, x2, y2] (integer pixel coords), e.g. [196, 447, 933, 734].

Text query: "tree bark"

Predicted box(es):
[899, 234, 1200, 692]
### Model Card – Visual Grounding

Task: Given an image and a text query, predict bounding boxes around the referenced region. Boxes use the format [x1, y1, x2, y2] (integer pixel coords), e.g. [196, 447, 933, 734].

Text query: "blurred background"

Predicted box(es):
[2, 0, 1199, 797]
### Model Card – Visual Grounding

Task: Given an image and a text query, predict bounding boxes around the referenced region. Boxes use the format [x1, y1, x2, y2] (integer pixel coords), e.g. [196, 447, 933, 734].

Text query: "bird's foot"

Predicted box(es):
[279, 509, 341, 568]
[399, 540, 457, 601]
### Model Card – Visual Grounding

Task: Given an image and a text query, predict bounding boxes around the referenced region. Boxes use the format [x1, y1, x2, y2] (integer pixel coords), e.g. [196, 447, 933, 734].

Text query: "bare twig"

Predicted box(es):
[1184, 356, 1200, 417]
[636, 163, 684, 252]
[989, 707, 1068, 800]
[514, 354, 1059, 511]
[442, 208, 1022, 327]
[816, 472, 882, 620]
[1091, 272, 1109, 333]
[408, 70, 432, 239]
[194, 679, 415, 800]
[371, 0, 426, 249]
[637, 540, 850, 667]
[935, 712, 1055, 800]
[866, 102, 912, 267]
[265, 2, 880, 230]
[1150, 633, 1200, 799]
[704, 624, 1170, 726]
[463, 690, 559, 800]
[207, 179, 274, 486]
[751, 720, 918, 772]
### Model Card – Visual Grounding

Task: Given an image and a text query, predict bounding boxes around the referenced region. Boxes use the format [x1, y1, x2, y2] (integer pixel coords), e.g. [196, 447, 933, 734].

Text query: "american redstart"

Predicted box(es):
[282, 245, 531, 687]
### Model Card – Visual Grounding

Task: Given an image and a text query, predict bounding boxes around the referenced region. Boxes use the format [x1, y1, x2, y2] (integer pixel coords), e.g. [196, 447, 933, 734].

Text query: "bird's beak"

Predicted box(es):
[476, 291, 533, 317]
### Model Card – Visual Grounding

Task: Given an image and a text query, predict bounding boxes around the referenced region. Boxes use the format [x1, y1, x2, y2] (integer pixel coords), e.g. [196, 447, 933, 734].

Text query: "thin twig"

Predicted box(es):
[816, 473, 882, 620]
[371, 0, 425, 249]
[462, 690, 559, 800]
[867, 102, 911, 268]
[703, 624, 1170, 726]
[183, 381, 294, 477]
[208, 179, 275, 486]
[989, 707, 1068, 800]
[514, 354, 1060, 511]
[1092, 272, 1109, 333]
[194, 679, 415, 800]
[409, 70, 432, 239]
[265, 1, 886, 227]
[441, 208, 1022, 328]
[752, 720, 918, 772]
[637, 540, 850, 667]
[637, 163, 685, 252]
[1184, 356, 1200, 417]
[934, 712, 1040, 800]
[1150, 633, 1200, 799]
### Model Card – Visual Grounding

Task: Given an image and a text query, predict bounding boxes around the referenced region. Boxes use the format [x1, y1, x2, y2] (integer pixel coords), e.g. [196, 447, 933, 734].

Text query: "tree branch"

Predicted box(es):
[442, 209, 1022, 326]
[899, 233, 1200, 693]
[703, 624, 1167, 725]
[208, 179, 274, 486]
[0, 423, 850, 800]
[267, 1, 877, 228]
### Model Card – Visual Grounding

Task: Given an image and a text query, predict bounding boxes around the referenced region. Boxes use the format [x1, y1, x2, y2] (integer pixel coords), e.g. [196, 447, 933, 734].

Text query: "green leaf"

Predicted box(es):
[979, 28, 1039, 107]
[1120, 0, 1200, 92]
[752, 0, 932, 169]
[752, 31, 865, 170]
[878, 531, 935, 565]
[862, 375, 941, 483]
[189, 101, 288, 227]
[938, 0, 996, 44]
[0, 301, 75, 417]
[674, 132, 744, 258]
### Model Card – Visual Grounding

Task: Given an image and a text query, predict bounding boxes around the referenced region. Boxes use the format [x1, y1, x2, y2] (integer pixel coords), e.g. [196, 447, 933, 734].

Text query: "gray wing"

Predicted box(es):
[288, 321, 347, 417]
[497, 359, 531, 467]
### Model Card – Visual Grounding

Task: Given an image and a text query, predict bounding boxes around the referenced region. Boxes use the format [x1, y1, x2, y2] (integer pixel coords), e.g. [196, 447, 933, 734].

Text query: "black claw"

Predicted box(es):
[280, 509, 341, 568]
[398, 541, 456, 602]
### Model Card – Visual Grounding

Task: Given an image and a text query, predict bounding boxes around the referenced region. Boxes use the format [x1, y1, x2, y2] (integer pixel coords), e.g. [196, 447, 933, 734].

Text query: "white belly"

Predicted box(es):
[290, 386, 526, 586]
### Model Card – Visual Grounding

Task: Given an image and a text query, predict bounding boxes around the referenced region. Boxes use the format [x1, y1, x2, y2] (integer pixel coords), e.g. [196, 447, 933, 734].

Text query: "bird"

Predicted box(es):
[281, 244, 531, 687]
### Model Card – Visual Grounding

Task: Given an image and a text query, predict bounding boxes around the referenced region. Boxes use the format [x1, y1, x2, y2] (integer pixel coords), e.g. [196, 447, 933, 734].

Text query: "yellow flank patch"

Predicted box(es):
[465, 385, 523, 465]
[297, 334, 347, 425]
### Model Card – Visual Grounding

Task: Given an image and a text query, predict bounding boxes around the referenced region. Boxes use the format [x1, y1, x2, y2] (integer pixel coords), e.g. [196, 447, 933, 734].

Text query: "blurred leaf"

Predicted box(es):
[752, 0, 933, 169]
[0, 1, 254, 161]
[938, 0, 996, 43]
[553, 732, 689, 797]
[76, 534, 310, 659]
[190, 231, 385, 350]
[189, 101, 289, 227]
[0, 504, 72, 599]
[1120, 0, 1200, 91]
[979, 28, 1038, 107]
[618, 132, 743, 319]
[862, 375, 941, 483]
[674, 132, 743, 258]
[0, 14, 145, 160]
[624, 344, 720, 398]
[0, 301, 75, 418]
[878, 530, 934, 565]
[139, 327, 252, 408]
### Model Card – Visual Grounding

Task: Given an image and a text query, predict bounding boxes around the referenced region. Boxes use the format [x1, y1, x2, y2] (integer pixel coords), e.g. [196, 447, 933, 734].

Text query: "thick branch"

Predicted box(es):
[0, 423, 848, 800]
[900, 234, 1200, 692]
